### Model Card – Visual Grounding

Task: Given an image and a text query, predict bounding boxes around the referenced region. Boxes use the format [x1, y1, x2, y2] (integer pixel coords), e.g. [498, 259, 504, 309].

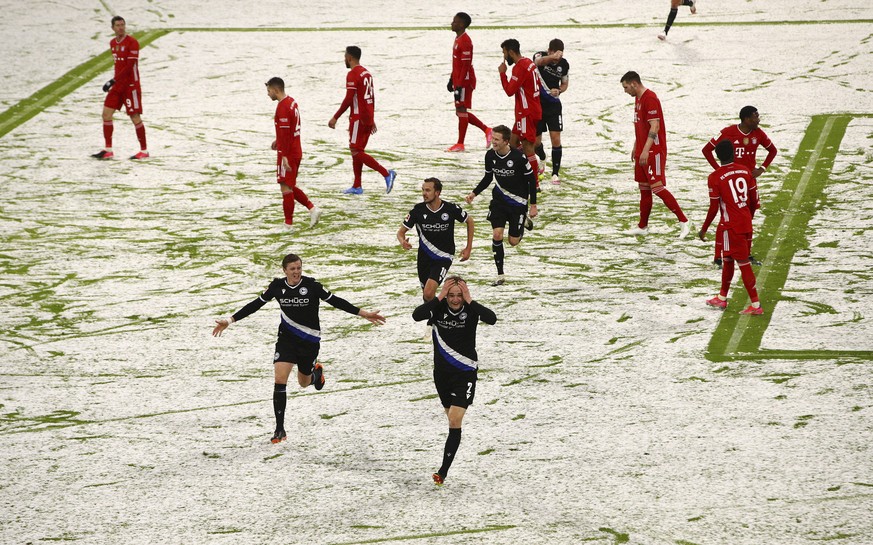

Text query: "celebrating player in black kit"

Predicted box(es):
[397, 178, 474, 301]
[465, 124, 538, 286]
[533, 39, 569, 185]
[412, 276, 497, 485]
[212, 253, 385, 444]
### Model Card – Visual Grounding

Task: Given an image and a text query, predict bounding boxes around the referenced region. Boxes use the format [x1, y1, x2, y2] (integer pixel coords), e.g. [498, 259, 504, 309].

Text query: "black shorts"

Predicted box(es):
[433, 366, 477, 409]
[274, 334, 319, 375]
[488, 201, 527, 238]
[536, 102, 563, 135]
[417, 255, 452, 288]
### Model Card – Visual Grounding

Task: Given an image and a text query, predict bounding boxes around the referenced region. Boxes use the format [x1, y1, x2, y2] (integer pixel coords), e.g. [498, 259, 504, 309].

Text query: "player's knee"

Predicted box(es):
[296, 371, 311, 387]
[508, 236, 521, 246]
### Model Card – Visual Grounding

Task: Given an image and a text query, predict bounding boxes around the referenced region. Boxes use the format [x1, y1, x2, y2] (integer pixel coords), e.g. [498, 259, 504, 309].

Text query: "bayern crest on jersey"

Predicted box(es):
[752, 137, 758, 145]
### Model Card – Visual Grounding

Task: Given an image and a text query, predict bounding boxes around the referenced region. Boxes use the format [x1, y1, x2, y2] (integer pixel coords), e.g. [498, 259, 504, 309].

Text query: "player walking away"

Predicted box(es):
[212, 253, 386, 443]
[498, 39, 543, 184]
[699, 141, 763, 315]
[412, 276, 497, 485]
[658, 0, 697, 41]
[702, 106, 777, 267]
[465, 125, 538, 286]
[92, 16, 149, 160]
[328, 46, 397, 195]
[266, 77, 322, 232]
[620, 71, 691, 239]
[446, 12, 492, 153]
[398, 178, 474, 301]
[533, 39, 570, 185]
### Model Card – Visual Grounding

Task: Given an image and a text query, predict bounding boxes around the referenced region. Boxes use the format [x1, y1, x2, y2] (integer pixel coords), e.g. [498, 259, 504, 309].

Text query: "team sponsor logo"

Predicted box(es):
[421, 223, 450, 230]
[437, 319, 467, 329]
[492, 167, 519, 177]
[299, 287, 308, 295]
[441, 213, 449, 221]
[459, 312, 468, 320]
[507, 160, 514, 167]
[279, 297, 309, 305]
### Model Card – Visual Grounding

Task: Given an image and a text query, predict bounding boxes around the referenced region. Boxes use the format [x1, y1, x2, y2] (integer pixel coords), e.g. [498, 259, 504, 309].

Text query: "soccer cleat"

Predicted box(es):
[446, 143, 465, 152]
[312, 363, 325, 391]
[385, 170, 397, 194]
[343, 186, 364, 195]
[432, 473, 444, 486]
[678, 221, 691, 239]
[281, 223, 293, 233]
[739, 305, 764, 315]
[309, 207, 322, 228]
[491, 275, 506, 287]
[625, 226, 649, 236]
[706, 296, 728, 310]
[537, 163, 545, 177]
[524, 217, 534, 231]
[485, 127, 493, 148]
[749, 255, 763, 266]
[271, 429, 287, 444]
[92, 150, 114, 160]
[689, 0, 697, 14]
[657, 32, 667, 41]
[130, 151, 149, 160]
[713, 258, 723, 269]
[551, 174, 561, 185]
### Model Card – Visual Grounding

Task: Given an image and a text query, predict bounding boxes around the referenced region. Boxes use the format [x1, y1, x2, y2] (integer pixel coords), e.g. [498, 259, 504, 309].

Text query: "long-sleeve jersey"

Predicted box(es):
[500, 57, 542, 120]
[451, 32, 476, 89]
[111, 35, 140, 86]
[701, 163, 759, 235]
[333, 65, 375, 125]
[412, 298, 497, 372]
[274, 95, 302, 158]
[232, 276, 359, 343]
[702, 124, 777, 172]
[471, 147, 537, 207]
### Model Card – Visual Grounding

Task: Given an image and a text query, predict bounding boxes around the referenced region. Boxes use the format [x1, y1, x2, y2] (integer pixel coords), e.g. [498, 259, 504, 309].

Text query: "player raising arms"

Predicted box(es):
[699, 141, 763, 315]
[465, 125, 538, 286]
[446, 12, 492, 152]
[92, 16, 148, 160]
[329, 46, 397, 195]
[702, 105, 777, 267]
[266, 77, 321, 232]
[397, 178, 474, 302]
[412, 276, 497, 486]
[533, 39, 570, 185]
[212, 253, 386, 444]
[498, 39, 543, 181]
[620, 71, 691, 239]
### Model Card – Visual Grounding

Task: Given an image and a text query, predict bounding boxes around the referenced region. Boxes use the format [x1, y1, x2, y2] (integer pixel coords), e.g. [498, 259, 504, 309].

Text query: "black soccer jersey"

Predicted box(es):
[534, 51, 569, 106]
[412, 298, 497, 373]
[472, 147, 537, 207]
[232, 276, 359, 343]
[402, 200, 469, 261]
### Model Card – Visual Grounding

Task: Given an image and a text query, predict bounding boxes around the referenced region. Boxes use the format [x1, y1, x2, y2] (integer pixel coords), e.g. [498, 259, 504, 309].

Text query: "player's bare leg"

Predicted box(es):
[423, 278, 439, 302]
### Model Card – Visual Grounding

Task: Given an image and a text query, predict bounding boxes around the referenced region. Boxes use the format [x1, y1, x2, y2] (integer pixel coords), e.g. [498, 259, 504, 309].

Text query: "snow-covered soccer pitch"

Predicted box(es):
[1, 1, 872, 544]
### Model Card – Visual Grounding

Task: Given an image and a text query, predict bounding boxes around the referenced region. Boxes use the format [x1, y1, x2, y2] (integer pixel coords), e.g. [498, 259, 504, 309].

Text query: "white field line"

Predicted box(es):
[725, 115, 837, 354]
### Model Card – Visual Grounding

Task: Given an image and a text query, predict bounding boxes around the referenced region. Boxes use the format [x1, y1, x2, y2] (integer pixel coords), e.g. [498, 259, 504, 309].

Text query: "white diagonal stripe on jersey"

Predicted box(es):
[418, 232, 454, 260]
[280, 311, 321, 340]
[433, 326, 477, 370]
[495, 182, 528, 206]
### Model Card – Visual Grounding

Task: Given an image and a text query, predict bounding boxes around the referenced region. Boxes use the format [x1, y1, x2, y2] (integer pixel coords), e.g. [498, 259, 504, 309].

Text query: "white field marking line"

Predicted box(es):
[725, 115, 837, 354]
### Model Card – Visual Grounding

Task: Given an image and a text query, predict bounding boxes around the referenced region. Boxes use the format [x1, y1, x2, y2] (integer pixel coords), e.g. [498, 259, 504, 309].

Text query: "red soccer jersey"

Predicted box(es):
[501, 58, 542, 120]
[452, 32, 476, 89]
[334, 65, 375, 126]
[707, 163, 759, 234]
[705, 125, 776, 171]
[111, 35, 140, 86]
[633, 89, 666, 156]
[275, 96, 302, 158]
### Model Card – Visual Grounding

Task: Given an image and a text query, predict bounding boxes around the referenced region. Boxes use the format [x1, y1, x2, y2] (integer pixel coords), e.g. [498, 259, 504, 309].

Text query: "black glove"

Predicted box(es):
[446, 78, 454, 93]
[102, 79, 115, 92]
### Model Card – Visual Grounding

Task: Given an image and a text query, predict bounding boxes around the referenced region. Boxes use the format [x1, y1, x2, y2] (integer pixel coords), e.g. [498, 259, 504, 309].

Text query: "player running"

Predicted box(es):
[212, 253, 385, 444]
[498, 39, 543, 182]
[465, 125, 538, 286]
[699, 141, 763, 315]
[397, 178, 474, 302]
[92, 16, 149, 160]
[329, 46, 397, 195]
[446, 12, 492, 152]
[412, 276, 497, 486]
[658, 0, 697, 41]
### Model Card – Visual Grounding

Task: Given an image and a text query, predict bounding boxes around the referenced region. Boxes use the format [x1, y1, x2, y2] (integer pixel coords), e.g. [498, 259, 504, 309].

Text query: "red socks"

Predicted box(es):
[134, 122, 147, 151]
[103, 120, 114, 148]
[639, 189, 653, 228]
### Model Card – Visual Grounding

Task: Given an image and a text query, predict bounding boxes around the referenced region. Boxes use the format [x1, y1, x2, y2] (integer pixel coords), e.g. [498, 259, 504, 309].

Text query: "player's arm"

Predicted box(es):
[329, 83, 355, 127]
[755, 141, 778, 178]
[638, 118, 659, 166]
[276, 109, 293, 157]
[749, 179, 760, 216]
[453, 49, 473, 89]
[460, 214, 474, 261]
[557, 74, 569, 96]
[397, 221, 413, 250]
[467, 155, 494, 202]
[698, 182, 720, 240]
[500, 71, 520, 96]
[412, 297, 439, 322]
[114, 41, 139, 85]
[212, 290, 272, 336]
[469, 301, 497, 325]
[701, 139, 719, 170]
[525, 159, 538, 207]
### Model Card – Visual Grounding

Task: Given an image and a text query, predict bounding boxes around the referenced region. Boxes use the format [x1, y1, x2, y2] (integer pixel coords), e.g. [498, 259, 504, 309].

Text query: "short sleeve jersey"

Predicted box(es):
[504, 58, 542, 120]
[402, 200, 469, 261]
[111, 35, 140, 86]
[253, 276, 339, 343]
[634, 89, 666, 156]
[533, 51, 569, 105]
[274, 96, 302, 158]
[452, 32, 476, 89]
[347, 65, 375, 125]
[709, 125, 774, 171]
[425, 300, 487, 372]
[484, 148, 535, 207]
[707, 163, 757, 234]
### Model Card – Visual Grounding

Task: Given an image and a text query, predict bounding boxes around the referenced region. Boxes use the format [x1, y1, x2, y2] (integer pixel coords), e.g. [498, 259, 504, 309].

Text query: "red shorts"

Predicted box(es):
[454, 87, 473, 109]
[104, 84, 143, 116]
[277, 155, 301, 186]
[512, 115, 538, 143]
[721, 228, 752, 261]
[634, 151, 666, 189]
[349, 118, 372, 151]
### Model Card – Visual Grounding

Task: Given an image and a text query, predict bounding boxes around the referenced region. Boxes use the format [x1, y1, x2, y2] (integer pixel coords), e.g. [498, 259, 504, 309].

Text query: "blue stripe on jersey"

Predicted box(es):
[495, 183, 528, 207]
[432, 327, 477, 371]
[419, 233, 454, 261]
[280, 312, 321, 343]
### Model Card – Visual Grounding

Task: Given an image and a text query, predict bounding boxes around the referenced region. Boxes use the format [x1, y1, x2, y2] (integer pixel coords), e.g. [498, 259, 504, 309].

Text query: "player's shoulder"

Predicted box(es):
[559, 58, 570, 71]
[508, 147, 527, 161]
